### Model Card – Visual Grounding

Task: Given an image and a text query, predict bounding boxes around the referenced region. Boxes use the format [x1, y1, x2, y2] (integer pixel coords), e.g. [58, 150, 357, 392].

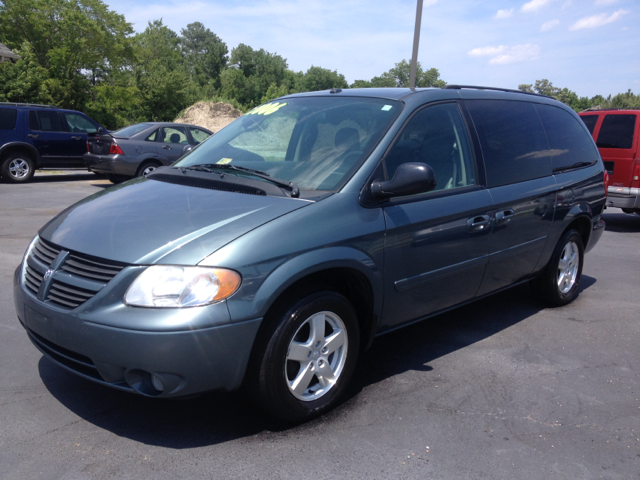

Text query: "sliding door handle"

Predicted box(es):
[495, 209, 515, 226]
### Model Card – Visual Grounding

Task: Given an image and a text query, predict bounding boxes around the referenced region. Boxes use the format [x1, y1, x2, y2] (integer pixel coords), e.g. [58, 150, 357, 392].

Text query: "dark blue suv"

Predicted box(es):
[0, 103, 104, 183]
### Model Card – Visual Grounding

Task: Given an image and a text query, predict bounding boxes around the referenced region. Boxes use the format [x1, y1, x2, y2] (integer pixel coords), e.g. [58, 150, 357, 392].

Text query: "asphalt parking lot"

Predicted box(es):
[1, 171, 639, 479]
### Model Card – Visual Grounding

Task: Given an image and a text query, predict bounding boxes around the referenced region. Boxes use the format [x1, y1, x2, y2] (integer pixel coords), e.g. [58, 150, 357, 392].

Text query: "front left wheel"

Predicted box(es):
[1, 152, 35, 183]
[247, 290, 360, 422]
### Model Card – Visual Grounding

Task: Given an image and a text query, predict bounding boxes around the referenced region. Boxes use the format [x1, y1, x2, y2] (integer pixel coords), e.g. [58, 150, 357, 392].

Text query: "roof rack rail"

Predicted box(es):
[579, 107, 627, 113]
[0, 102, 57, 109]
[443, 85, 553, 99]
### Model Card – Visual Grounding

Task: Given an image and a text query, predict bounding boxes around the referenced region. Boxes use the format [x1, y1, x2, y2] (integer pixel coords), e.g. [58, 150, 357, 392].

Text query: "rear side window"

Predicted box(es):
[30, 110, 63, 132]
[580, 115, 598, 135]
[0, 109, 17, 130]
[596, 114, 636, 149]
[535, 105, 600, 172]
[466, 100, 550, 187]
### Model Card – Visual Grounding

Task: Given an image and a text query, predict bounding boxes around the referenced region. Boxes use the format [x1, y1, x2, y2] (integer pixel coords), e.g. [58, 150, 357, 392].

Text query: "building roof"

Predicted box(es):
[0, 43, 20, 60]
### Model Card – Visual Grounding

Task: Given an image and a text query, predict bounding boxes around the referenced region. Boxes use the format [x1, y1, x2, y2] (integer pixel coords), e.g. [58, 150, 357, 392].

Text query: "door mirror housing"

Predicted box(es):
[371, 162, 436, 200]
[180, 144, 194, 157]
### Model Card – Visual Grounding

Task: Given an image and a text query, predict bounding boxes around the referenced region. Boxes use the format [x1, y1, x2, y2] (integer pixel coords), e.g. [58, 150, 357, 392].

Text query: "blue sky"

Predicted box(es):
[105, 0, 639, 98]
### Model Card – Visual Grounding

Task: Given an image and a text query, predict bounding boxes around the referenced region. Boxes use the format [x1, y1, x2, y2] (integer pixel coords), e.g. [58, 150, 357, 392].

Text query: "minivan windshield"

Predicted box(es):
[174, 96, 402, 192]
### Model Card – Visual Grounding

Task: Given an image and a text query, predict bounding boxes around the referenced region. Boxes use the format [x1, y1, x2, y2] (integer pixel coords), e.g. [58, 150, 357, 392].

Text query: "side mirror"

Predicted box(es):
[371, 162, 436, 200]
[180, 145, 193, 157]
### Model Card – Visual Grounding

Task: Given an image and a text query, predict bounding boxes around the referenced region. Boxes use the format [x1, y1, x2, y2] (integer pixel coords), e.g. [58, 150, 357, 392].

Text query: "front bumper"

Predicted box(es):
[607, 186, 640, 210]
[13, 264, 262, 398]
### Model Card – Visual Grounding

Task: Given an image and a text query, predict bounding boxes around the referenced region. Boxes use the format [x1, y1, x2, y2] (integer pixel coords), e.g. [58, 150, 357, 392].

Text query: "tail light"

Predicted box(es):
[109, 142, 124, 155]
[86, 140, 90, 152]
[604, 170, 609, 198]
[631, 159, 640, 189]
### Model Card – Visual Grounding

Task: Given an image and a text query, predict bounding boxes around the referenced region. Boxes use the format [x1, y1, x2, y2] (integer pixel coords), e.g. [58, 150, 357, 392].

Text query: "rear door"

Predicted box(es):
[157, 126, 189, 164]
[464, 100, 557, 296]
[594, 113, 638, 188]
[380, 102, 493, 330]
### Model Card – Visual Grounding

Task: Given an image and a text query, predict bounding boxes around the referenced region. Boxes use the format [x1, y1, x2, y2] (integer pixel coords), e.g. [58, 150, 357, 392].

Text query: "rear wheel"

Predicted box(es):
[136, 161, 161, 177]
[1, 152, 35, 183]
[106, 173, 129, 184]
[531, 229, 584, 306]
[246, 290, 360, 422]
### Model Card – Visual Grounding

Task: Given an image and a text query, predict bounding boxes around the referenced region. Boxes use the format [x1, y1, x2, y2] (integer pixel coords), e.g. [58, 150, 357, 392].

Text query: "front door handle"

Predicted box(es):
[28, 133, 39, 139]
[71, 135, 82, 140]
[467, 215, 491, 232]
[162, 145, 171, 150]
[495, 209, 515, 226]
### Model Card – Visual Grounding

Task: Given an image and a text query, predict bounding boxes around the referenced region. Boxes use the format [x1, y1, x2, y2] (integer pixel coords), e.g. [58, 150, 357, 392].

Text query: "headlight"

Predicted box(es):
[124, 266, 241, 308]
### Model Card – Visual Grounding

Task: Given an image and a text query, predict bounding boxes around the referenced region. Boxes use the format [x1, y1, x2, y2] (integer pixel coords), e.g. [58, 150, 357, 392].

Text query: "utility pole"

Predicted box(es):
[409, 0, 424, 89]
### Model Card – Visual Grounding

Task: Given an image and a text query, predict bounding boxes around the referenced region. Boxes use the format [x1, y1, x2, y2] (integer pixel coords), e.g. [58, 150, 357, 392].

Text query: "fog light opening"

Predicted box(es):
[151, 374, 164, 393]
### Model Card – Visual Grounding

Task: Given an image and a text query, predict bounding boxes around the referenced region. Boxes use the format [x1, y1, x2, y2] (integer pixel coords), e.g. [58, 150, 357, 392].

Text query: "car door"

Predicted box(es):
[27, 110, 73, 165]
[594, 113, 638, 189]
[157, 126, 189, 164]
[379, 102, 493, 331]
[464, 100, 557, 296]
[60, 112, 99, 163]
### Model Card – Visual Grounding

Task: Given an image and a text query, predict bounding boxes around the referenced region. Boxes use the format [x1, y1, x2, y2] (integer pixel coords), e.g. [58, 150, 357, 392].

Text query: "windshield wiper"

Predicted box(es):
[182, 164, 300, 198]
[552, 160, 597, 173]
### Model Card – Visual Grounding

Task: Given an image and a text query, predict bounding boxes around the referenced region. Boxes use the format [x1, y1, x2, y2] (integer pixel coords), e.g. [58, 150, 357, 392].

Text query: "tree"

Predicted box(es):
[350, 60, 446, 88]
[296, 66, 348, 92]
[180, 22, 227, 88]
[0, 0, 134, 108]
[0, 42, 53, 104]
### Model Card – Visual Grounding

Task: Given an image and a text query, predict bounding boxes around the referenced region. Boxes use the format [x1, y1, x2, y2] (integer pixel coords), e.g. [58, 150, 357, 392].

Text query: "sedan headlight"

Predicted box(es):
[125, 266, 241, 308]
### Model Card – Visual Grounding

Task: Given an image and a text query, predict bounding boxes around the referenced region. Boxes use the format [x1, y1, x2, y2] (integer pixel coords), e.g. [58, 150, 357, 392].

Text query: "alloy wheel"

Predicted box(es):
[8, 158, 30, 179]
[557, 240, 579, 294]
[285, 310, 348, 402]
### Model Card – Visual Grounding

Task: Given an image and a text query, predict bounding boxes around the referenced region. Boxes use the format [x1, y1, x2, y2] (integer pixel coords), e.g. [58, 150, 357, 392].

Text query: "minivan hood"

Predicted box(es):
[39, 178, 310, 265]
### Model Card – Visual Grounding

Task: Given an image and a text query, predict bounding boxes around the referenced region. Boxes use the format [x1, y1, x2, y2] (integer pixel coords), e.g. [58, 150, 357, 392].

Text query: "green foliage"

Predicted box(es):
[350, 60, 446, 89]
[518, 79, 640, 112]
[295, 66, 348, 92]
[181, 22, 227, 88]
[0, 42, 53, 104]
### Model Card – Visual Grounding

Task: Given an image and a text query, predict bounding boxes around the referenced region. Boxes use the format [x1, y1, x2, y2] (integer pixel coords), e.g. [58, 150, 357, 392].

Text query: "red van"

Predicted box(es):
[579, 109, 640, 214]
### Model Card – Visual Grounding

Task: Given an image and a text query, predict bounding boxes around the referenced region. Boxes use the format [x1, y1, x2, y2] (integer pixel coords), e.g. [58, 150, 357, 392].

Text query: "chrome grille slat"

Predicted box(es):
[26, 238, 129, 310]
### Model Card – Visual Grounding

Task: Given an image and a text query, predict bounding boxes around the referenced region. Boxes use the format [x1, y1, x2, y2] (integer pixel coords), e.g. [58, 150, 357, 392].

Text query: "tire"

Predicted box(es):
[136, 161, 161, 177]
[1, 152, 35, 183]
[106, 173, 129, 184]
[531, 229, 584, 307]
[247, 290, 360, 422]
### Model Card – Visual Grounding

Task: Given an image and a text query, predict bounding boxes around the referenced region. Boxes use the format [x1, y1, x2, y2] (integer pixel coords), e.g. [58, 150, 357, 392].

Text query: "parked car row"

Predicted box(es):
[13, 86, 607, 422]
[0, 102, 212, 183]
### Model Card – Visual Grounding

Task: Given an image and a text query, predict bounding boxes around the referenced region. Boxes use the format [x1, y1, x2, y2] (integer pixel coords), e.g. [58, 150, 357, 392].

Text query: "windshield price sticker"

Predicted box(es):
[216, 158, 233, 164]
[246, 102, 287, 116]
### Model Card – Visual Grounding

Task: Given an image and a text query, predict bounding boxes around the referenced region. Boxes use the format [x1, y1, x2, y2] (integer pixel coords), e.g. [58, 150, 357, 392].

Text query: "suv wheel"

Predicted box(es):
[247, 290, 360, 422]
[531, 229, 584, 306]
[1, 152, 35, 183]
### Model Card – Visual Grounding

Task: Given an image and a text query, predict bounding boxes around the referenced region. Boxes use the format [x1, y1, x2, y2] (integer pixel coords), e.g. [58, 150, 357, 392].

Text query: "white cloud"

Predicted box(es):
[595, 0, 618, 5]
[541, 19, 560, 31]
[569, 9, 629, 30]
[467, 44, 540, 64]
[521, 0, 553, 13]
[494, 8, 514, 19]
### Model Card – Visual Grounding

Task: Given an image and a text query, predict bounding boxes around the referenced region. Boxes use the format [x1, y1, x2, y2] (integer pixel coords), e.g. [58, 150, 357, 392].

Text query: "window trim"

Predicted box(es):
[361, 100, 483, 207]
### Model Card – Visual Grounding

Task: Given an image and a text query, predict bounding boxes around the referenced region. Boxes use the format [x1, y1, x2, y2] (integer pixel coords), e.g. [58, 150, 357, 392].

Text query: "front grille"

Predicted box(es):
[61, 253, 125, 282]
[47, 282, 97, 309]
[26, 237, 128, 310]
[33, 238, 60, 266]
[24, 265, 44, 295]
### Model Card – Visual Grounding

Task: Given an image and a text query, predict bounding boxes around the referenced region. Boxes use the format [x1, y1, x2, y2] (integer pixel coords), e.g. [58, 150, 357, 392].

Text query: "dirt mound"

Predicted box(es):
[175, 101, 243, 133]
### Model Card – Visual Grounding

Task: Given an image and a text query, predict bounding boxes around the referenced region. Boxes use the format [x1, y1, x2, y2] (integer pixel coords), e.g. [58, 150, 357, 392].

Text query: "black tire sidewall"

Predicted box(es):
[537, 229, 585, 306]
[257, 291, 360, 422]
[1, 152, 35, 183]
[136, 161, 161, 177]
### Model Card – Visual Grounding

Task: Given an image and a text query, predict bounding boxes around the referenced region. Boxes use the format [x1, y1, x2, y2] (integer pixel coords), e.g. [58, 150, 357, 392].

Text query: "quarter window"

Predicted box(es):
[580, 115, 598, 135]
[0, 109, 17, 130]
[189, 127, 211, 145]
[466, 100, 550, 187]
[63, 113, 97, 134]
[383, 103, 476, 192]
[535, 105, 600, 172]
[597, 114, 636, 149]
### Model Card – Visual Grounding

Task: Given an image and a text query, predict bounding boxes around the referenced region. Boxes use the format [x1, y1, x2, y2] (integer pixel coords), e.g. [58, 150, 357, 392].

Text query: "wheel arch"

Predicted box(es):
[0, 142, 41, 166]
